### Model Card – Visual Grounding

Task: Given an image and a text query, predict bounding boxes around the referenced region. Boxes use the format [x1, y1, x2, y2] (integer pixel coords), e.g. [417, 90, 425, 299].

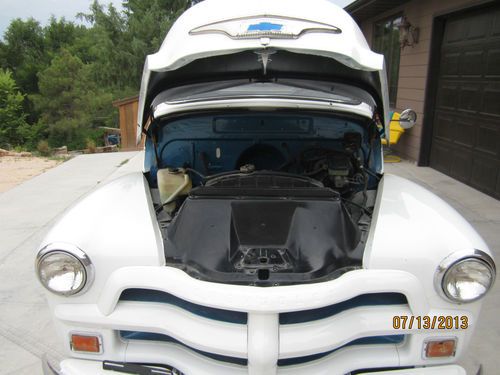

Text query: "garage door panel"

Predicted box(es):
[450, 149, 473, 183]
[470, 156, 499, 195]
[492, 11, 500, 36]
[454, 118, 476, 148]
[476, 122, 499, 156]
[465, 13, 491, 40]
[458, 84, 482, 113]
[430, 3, 500, 199]
[482, 87, 500, 117]
[437, 84, 459, 109]
[444, 19, 467, 43]
[434, 112, 455, 142]
[486, 49, 500, 76]
[445, 9, 492, 41]
[441, 52, 460, 76]
[460, 50, 484, 76]
[430, 139, 454, 174]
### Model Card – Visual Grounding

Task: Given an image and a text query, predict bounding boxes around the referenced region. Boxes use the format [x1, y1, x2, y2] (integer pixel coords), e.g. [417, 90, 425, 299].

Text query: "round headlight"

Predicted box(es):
[36, 244, 93, 296]
[436, 250, 495, 303]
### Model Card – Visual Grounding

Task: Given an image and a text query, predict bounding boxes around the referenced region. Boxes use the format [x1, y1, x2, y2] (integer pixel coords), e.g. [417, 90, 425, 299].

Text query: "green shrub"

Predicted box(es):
[86, 138, 96, 153]
[37, 140, 51, 156]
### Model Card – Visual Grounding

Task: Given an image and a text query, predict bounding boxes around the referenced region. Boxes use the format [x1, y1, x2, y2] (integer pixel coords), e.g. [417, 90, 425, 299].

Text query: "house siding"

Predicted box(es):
[357, 0, 487, 161]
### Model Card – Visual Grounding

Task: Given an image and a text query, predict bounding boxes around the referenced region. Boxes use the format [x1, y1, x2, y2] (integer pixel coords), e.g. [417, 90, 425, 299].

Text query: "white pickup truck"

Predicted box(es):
[37, 0, 495, 374]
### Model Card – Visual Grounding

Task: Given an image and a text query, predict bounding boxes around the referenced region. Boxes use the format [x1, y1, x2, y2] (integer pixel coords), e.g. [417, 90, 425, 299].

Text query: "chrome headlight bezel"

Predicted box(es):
[435, 249, 496, 303]
[35, 243, 94, 296]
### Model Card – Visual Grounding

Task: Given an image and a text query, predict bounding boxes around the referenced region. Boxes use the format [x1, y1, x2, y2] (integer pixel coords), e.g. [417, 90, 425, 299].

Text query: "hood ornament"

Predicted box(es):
[254, 49, 276, 75]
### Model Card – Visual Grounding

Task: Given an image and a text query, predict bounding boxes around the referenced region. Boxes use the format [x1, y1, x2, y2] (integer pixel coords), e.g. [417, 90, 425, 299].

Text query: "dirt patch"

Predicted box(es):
[0, 156, 64, 193]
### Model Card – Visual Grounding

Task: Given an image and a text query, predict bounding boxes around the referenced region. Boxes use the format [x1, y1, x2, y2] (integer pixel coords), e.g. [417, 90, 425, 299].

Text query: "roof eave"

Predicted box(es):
[345, 0, 411, 23]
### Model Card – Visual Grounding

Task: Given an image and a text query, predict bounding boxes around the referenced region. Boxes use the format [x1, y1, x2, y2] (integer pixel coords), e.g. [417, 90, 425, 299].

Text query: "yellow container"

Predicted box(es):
[157, 168, 192, 211]
[382, 112, 405, 146]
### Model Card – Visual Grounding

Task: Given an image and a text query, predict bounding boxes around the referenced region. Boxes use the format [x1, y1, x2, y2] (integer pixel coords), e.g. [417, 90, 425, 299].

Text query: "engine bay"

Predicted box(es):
[146, 112, 381, 285]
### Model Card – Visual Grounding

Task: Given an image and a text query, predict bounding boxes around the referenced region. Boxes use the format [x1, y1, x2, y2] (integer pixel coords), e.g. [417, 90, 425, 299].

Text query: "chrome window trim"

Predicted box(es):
[35, 242, 95, 296]
[434, 249, 496, 303]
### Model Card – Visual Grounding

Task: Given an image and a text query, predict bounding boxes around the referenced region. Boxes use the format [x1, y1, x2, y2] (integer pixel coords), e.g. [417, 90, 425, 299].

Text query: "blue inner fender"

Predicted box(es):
[145, 112, 382, 185]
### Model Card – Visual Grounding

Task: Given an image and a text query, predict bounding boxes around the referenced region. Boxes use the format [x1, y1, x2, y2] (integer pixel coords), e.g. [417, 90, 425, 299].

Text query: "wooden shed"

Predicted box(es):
[112, 96, 145, 150]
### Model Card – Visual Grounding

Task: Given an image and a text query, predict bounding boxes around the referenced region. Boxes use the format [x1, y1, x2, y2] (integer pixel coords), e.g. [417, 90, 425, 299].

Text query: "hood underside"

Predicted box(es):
[140, 51, 388, 141]
[150, 78, 377, 121]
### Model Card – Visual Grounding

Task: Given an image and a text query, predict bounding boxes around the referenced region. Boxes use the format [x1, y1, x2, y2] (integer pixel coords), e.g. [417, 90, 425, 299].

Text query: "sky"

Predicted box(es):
[0, 0, 355, 38]
[0, 0, 123, 38]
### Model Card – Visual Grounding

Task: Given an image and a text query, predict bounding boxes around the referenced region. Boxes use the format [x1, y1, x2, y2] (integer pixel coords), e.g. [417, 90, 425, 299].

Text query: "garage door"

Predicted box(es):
[430, 4, 500, 199]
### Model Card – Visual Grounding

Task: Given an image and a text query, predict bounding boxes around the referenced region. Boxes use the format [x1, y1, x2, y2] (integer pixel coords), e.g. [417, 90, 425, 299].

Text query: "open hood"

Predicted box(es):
[136, 0, 390, 144]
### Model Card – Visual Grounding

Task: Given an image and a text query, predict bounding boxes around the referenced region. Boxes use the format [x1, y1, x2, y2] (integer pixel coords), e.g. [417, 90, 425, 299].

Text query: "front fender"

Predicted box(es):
[38, 172, 164, 305]
[364, 174, 492, 310]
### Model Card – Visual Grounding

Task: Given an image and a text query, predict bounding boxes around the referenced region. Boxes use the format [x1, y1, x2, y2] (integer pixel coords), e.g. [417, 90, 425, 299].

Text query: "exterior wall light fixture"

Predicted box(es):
[398, 16, 419, 48]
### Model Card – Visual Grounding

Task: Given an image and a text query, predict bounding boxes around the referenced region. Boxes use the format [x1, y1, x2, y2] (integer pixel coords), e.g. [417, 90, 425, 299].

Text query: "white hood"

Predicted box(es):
[136, 0, 390, 143]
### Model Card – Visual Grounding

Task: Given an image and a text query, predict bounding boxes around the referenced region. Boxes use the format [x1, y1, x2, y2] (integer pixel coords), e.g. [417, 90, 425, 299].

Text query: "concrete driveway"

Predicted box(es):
[0, 154, 498, 374]
[0, 151, 141, 374]
[385, 162, 500, 375]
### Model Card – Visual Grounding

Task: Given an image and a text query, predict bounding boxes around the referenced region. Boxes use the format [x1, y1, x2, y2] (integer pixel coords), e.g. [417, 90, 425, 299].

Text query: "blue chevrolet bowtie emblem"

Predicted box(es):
[247, 22, 283, 32]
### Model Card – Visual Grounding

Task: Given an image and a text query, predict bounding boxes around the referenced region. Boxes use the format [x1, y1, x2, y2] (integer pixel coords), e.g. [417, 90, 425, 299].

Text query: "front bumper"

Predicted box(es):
[43, 356, 466, 375]
[47, 266, 476, 375]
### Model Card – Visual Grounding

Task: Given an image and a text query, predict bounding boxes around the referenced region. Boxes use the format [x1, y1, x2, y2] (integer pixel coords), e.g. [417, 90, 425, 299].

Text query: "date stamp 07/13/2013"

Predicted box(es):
[392, 315, 469, 330]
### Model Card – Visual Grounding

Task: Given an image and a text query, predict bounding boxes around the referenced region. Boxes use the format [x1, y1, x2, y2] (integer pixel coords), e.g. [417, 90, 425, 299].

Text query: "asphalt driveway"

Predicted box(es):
[0, 154, 498, 374]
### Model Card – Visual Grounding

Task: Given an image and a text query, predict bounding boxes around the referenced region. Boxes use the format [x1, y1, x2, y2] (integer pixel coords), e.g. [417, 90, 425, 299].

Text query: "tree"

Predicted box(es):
[78, 0, 189, 90]
[123, 0, 189, 86]
[44, 17, 80, 56]
[0, 69, 29, 147]
[0, 0, 191, 150]
[78, 2, 130, 89]
[33, 49, 113, 149]
[1, 19, 46, 95]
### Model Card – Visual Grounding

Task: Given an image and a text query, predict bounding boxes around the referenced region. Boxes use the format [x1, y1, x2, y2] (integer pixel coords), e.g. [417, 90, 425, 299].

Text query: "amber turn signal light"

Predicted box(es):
[70, 334, 102, 353]
[424, 339, 456, 358]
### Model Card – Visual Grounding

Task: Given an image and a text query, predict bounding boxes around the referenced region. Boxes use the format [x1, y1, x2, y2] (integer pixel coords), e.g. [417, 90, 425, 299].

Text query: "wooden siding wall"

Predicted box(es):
[114, 97, 145, 150]
[358, 0, 482, 161]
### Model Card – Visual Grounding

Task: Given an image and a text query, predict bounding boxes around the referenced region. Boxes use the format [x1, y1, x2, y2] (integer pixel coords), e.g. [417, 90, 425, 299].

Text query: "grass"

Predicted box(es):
[48, 155, 72, 162]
